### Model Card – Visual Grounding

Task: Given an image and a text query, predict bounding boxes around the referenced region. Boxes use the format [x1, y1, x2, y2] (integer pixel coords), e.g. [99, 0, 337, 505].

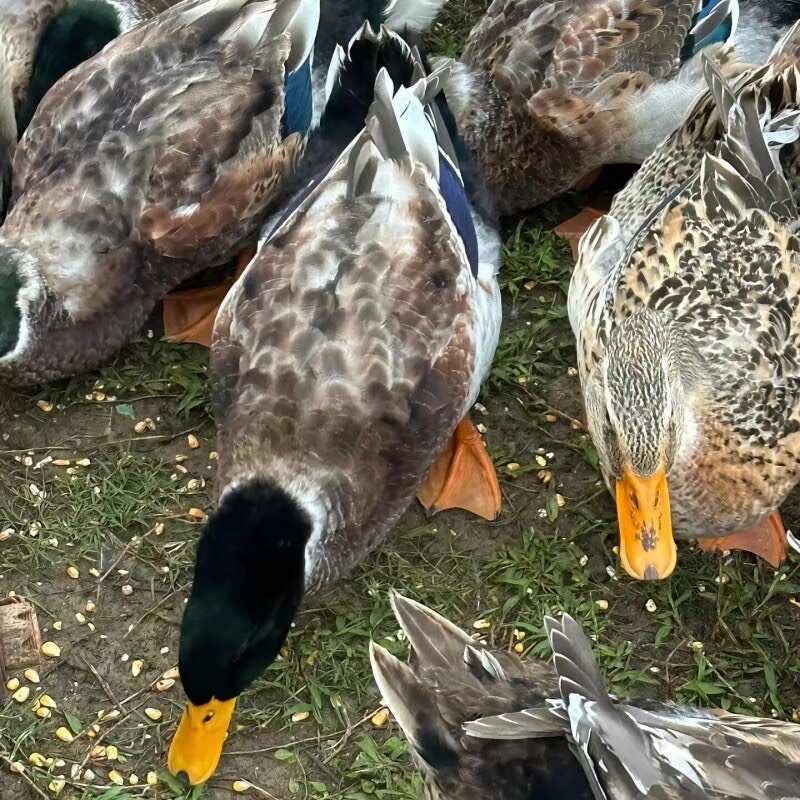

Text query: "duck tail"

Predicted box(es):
[388, 592, 475, 671]
[544, 614, 612, 706]
[321, 22, 416, 127]
[769, 19, 800, 63]
[701, 54, 800, 222]
[380, 0, 446, 34]
[369, 642, 460, 770]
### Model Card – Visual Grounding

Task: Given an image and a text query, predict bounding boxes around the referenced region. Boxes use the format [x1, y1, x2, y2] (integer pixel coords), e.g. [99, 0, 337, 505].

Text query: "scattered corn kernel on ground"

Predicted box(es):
[1, 4, 799, 799]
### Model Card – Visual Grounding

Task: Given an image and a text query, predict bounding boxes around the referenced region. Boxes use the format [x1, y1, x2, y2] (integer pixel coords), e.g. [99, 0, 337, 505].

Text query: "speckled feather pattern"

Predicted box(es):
[464, 614, 800, 799]
[211, 121, 501, 591]
[437, 0, 742, 214]
[570, 45, 800, 540]
[0, 0, 312, 383]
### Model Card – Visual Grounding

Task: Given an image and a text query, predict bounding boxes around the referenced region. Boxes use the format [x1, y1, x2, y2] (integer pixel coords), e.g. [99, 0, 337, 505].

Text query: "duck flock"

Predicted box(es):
[2, 0, 800, 796]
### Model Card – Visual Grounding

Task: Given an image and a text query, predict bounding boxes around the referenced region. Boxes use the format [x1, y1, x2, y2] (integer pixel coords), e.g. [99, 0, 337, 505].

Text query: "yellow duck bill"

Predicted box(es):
[615, 466, 677, 580]
[167, 697, 237, 785]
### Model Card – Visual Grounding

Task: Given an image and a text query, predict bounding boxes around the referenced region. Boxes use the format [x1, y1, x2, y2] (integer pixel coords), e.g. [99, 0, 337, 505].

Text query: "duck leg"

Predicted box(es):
[554, 207, 607, 260]
[416, 419, 501, 521]
[162, 247, 256, 347]
[696, 512, 788, 568]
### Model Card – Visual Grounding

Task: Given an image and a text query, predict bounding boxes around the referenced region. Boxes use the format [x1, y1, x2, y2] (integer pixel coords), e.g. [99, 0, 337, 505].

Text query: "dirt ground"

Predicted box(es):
[1, 4, 800, 800]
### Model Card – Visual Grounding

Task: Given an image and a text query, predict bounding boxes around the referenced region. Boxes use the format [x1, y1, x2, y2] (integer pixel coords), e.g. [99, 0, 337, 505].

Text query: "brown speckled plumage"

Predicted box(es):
[431, 0, 772, 215]
[0, 0, 316, 383]
[569, 38, 800, 543]
[211, 68, 501, 591]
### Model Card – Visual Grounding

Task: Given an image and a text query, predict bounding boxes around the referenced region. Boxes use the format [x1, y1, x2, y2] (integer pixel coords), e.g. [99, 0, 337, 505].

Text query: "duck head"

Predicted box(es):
[586, 311, 698, 581]
[168, 479, 312, 785]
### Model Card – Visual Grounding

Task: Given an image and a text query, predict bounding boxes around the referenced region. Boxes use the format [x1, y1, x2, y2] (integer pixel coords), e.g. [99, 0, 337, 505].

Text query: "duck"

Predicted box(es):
[0, 0, 185, 210]
[427, 0, 800, 217]
[0, 0, 321, 384]
[166, 37, 503, 785]
[567, 29, 800, 581]
[369, 593, 800, 799]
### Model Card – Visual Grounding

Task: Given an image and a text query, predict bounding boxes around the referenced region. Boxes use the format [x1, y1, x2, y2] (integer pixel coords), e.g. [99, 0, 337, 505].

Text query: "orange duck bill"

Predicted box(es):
[167, 697, 237, 786]
[615, 466, 677, 580]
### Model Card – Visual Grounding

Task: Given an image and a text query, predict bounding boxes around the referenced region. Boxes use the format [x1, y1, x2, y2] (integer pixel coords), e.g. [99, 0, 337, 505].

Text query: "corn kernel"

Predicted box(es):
[108, 770, 124, 785]
[12, 686, 30, 703]
[187, 434, 200, 449]
[54, 727, 73, 743]
[371, 708, 389, 727]
[41, 641, 61, 658]
[66, 566, 79, 579]
[144, 707, 162, 721]
[6, 678, 19, 691]
[233, 780, 251, 793]
[24, 669, 40, 684]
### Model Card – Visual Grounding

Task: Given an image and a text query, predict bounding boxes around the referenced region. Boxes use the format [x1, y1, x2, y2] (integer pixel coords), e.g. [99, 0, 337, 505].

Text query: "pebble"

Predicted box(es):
[645, 599, 657, 613]
[121, 585, 133, 596]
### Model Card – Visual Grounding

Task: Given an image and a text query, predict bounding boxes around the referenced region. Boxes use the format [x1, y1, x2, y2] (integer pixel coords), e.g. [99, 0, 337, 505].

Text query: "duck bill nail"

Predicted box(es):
[167, 697, 237, 785]
[615, 467, 677, 580]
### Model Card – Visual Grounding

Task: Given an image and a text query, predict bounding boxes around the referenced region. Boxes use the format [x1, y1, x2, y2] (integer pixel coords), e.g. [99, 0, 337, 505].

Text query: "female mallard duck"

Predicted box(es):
[167, 45, 502, 785]
[0, 0, 320, 383]
[427, 0, 800, 216]
[369, 594, 800, 799]
[568, 34, 800, 580]
[0, 0, 184, 207]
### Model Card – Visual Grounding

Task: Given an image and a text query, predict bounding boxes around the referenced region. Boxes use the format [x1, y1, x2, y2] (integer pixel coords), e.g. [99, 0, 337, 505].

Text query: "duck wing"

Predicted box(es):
[9, 0, 317, 264]
[369, 595, 592, 800]
[212, 68, 500, 587]
[468, 613, 800, 799]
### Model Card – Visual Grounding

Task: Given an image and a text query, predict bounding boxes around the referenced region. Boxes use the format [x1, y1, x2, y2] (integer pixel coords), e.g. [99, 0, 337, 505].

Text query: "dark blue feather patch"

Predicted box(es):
[681, 0, 732, 60]
[281, 54, 313, 137]
[438, 154, 479, 277]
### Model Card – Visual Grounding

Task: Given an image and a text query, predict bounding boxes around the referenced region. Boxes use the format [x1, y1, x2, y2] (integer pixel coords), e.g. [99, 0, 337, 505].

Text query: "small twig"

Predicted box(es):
[97, 525, 156, 585]
[0, 754, 50, 799]
[80, 655, 126, 716]
[77, 697, 150, 769]
[124, 583, 189, 639]
[226, 709, 377, 758]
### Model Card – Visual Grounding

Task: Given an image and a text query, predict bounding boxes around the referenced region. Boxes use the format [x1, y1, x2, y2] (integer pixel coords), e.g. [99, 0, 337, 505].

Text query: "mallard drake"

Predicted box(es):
[167, 43, 502, 785]
[428, 0, 799, 216]
[0, 0, 320, 383]
[370, 593, 800, 799]
[0, 0, 184, 207]
[568, 32, 800, 580]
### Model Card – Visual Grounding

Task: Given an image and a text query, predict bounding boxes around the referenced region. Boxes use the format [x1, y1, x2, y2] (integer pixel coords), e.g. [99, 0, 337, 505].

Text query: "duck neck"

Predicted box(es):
[16, 1, 121, 135]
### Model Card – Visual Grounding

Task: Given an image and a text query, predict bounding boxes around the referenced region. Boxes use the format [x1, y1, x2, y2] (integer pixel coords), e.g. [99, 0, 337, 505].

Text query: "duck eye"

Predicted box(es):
[203, 711, 215, 724]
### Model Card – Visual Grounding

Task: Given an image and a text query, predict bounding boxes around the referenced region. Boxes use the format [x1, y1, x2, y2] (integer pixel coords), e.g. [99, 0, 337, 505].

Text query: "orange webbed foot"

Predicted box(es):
[554, 207, 608, 260]
[416, 418, 501, 521]
[162, 247, 256, 347]
[697, 512, 788, 568]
